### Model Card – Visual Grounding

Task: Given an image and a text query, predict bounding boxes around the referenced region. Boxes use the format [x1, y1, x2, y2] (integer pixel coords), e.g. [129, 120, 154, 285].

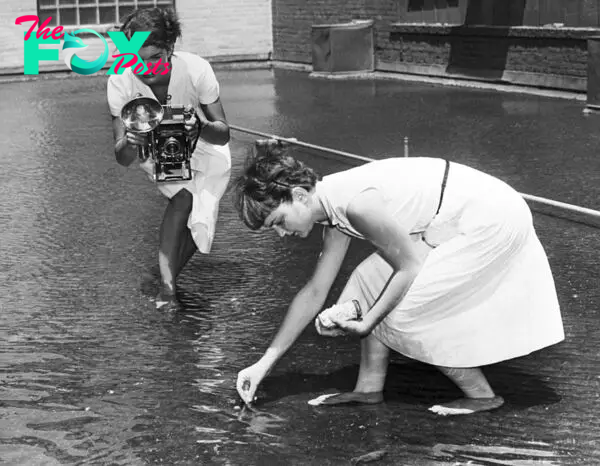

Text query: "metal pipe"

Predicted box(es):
[519, 193, 600, 219]
[229, 124, 374, 163]
[230, 124, 600, 225]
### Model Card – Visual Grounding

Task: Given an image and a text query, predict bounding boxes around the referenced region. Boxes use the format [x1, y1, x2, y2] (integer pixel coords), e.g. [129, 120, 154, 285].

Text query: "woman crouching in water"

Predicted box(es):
[107, 7, 231, 309]
[234, 139, 564, 415]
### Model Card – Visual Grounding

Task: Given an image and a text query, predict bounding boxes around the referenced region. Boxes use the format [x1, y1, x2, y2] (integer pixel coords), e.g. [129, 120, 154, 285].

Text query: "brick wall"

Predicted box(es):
[381, 25, 590, 90]
[2, 0, 272, 75]
[272, 0, 592, 91]
[272, 0, 398, 63]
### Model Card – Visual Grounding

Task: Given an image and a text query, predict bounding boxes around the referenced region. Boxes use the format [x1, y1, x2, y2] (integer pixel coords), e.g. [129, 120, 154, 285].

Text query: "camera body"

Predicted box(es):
[120, 96, 197, 183]
[147, 104, 195, 183]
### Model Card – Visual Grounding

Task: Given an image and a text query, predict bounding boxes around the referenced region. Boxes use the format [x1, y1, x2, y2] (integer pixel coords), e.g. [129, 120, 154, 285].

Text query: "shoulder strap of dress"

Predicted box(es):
[435, 159, 450, 216]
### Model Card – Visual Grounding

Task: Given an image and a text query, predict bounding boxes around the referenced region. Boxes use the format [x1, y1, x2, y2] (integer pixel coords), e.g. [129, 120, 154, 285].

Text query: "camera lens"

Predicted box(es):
[163, 137, 181, 157]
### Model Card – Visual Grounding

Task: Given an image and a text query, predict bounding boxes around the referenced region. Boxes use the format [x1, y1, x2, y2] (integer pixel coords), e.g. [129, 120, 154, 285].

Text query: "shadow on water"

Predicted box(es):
[260, 361, 562, 411]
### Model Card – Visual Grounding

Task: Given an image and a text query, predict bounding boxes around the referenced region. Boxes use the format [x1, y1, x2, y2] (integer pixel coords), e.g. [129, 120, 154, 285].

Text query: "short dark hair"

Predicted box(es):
[234, 139, 319, 230]
[121, 7, 182, 50]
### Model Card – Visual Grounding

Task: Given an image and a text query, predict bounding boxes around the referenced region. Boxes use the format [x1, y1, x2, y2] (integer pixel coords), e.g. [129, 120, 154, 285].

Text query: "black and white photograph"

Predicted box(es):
[1, 1, 599, 464]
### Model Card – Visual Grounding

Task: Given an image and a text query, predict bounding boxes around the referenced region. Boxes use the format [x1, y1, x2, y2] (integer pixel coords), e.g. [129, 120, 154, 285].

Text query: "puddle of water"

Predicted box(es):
[1, 70, 599, 465]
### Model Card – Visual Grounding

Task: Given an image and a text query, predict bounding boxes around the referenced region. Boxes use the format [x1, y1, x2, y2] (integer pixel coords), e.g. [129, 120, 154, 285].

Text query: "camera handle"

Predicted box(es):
[137, 144, 151, 162]
[183, 104, 201, 153]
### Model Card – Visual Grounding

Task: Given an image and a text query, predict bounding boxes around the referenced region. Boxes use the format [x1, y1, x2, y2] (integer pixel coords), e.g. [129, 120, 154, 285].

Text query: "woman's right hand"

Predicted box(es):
[124, 131, 148, 147]
[236, 361, 270, 405]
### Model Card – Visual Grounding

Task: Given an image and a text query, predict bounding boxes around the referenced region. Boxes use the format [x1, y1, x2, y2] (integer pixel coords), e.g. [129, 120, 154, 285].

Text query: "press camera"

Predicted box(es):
[121, 95, 197, 182]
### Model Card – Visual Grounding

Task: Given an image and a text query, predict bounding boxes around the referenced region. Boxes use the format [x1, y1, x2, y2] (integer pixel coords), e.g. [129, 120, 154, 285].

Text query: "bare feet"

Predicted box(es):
[429, 396, 504, 416]
[155, 290, 181, 312]
[308, 391, 384, 406]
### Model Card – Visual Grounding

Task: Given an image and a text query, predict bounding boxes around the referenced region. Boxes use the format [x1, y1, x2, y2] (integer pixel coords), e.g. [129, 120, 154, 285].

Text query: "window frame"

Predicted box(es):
[37, 0, 176, 27]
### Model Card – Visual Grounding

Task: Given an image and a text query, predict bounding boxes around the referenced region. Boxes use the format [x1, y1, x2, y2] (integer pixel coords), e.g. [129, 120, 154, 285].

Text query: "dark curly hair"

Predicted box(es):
[234, 139, 319, 230]
[121, 7, 182, 51]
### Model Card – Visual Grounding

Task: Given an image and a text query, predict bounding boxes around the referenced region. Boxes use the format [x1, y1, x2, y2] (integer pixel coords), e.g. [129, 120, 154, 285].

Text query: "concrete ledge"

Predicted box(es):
[0, 53, 273, 82]
[0, 63, 113, 83]
[271, 60, 312, 72]
[204, 53, 271, 70]
[309, 70, 374, 79]
[378, 61, 587, 93]
[281, 61, 584, 101]
[390, 23, 600, 39]
[204, 53, 271, 63]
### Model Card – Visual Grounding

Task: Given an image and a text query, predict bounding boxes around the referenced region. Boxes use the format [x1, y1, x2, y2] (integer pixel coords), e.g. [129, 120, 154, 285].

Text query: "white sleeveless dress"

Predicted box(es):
[106, 51, 231, 254]
[316, 157, 564, 367]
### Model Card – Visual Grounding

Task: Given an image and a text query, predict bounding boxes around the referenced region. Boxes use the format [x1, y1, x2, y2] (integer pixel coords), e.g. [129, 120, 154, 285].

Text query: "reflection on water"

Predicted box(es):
[1, 71, 599, 464]
[430, 443, 561, 465]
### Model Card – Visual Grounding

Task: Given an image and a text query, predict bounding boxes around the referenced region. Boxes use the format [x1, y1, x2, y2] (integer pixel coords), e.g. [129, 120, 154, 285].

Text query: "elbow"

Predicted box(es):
[216, 126, 230, 145]
[406, 260, 423, 282]
[115, 151, 134, 167]
[395, 258, 423, 281]
[212, 120, 230, 145]
[217, 134, 230, 146]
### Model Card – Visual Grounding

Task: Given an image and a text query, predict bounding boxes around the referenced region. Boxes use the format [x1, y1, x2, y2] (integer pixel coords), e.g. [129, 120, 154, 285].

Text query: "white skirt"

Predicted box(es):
[336, 164, 565, 368]
[140, 139, 231, 254]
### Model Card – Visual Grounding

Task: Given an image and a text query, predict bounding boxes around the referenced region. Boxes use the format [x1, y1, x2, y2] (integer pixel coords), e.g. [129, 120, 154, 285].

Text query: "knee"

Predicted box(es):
[170, 189, 193, 214]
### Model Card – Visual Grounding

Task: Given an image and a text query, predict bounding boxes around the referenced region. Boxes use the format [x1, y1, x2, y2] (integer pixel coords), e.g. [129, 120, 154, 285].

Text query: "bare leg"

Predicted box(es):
[175, 227, 198, 277]
[318, 334, 389, 405]
[157, 189, 195, 308]
[429, 366, 504, 415]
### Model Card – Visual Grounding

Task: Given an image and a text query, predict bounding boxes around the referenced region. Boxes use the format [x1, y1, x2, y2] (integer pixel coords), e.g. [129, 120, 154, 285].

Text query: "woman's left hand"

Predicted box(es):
[329, 315, 373, 337]
[184, 113, 200, 141]
[184, 106, 209, 142]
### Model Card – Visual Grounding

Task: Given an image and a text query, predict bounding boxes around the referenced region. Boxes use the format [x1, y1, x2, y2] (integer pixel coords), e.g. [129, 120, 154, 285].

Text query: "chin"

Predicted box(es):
[137, 73, 159, 84]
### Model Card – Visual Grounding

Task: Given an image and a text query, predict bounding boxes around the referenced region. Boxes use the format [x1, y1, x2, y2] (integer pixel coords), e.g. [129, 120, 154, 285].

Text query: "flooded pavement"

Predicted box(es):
[1, 69, 599, 465]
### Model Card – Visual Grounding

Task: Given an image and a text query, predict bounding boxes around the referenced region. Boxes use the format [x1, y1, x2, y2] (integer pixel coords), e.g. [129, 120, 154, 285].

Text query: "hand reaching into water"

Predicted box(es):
[236, 361, 269, 405]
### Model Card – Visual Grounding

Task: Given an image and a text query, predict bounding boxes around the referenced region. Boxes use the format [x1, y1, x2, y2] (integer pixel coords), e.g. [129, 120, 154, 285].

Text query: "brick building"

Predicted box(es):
[2, 0, 600, 92]
[271, 0, 600, 92]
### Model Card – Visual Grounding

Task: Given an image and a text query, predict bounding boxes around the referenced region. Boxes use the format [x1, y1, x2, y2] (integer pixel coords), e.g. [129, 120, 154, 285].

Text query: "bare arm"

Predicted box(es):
[259, 227, 351, 369]
[333, 188, 424, 335]
[111, 116, 141, 167]
[197, 97, 230, 146]
[237, 227, 351, 403]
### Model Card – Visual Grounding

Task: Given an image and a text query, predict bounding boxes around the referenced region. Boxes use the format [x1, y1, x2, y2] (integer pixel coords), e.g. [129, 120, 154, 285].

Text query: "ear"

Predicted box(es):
[167, 46, 175, 60]
[291, 187, 309, 204]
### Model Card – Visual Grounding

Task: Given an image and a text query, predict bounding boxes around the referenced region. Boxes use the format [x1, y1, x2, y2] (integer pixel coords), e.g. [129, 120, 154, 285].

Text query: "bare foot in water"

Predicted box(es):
[155, 291, 181, 312]
[429, 396, 504, 416]
[308, 391, 384, 406]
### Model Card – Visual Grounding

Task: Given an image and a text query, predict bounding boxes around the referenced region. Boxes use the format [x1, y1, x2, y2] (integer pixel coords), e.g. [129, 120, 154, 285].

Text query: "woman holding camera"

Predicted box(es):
[234, 139, 564, 415]
[107, 7, 231, 310]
